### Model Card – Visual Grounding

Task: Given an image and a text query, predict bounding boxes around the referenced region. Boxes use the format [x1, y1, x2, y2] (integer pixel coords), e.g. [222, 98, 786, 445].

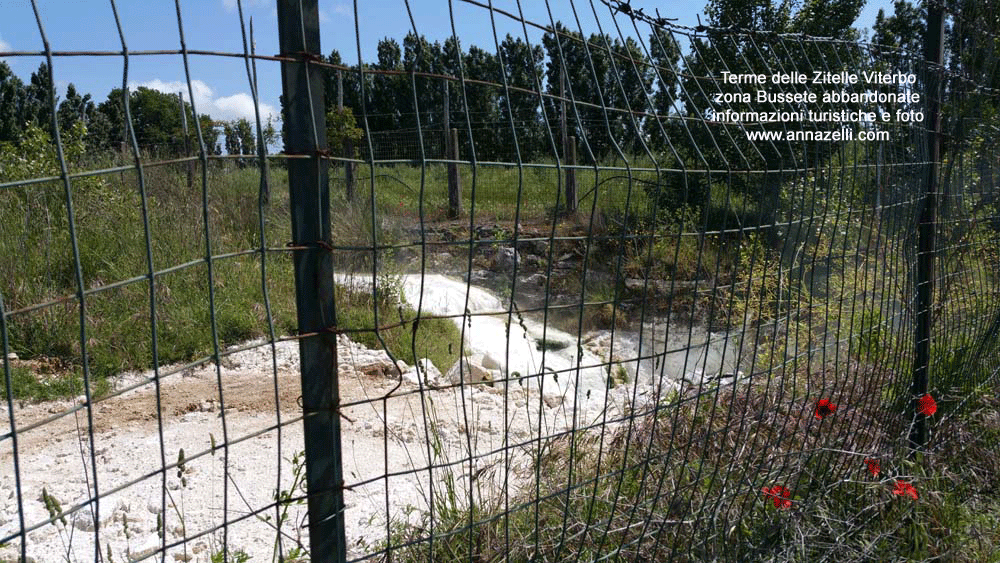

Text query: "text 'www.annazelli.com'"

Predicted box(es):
[744, 128, 889, 142]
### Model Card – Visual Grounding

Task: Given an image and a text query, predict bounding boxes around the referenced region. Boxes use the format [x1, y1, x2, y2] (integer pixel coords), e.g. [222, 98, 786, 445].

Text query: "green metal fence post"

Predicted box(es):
[911, 1, 945, 453]
[276, 1, 346, 560]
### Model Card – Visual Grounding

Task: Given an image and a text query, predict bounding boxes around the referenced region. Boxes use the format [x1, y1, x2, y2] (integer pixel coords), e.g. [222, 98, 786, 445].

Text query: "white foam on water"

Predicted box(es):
[398, 274, 610, 405]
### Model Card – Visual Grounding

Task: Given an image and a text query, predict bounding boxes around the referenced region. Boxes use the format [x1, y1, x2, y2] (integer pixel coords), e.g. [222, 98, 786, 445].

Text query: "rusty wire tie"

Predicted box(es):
[276, 50, 326, 64]
[284, 240, 334, 252]
[296, 395, 356, 424]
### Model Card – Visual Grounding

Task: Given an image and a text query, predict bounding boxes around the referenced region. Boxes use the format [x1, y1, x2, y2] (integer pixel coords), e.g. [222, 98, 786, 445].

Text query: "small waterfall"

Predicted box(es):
[400, 274, 611, 405]
[337, 272, 744, 404]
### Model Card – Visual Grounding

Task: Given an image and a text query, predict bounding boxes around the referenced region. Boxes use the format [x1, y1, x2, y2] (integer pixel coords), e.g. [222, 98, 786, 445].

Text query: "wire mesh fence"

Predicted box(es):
[2, 0, 1000, 561]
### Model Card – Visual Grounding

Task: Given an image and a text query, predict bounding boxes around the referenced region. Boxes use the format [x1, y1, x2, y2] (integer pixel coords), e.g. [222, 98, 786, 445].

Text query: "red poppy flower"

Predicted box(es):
[917, 393, 937, 416]
[864, 458, 880, 477]
[814, 398, 837, 419]
[892, 480, 918, 500]
[761, 485, 792, 508]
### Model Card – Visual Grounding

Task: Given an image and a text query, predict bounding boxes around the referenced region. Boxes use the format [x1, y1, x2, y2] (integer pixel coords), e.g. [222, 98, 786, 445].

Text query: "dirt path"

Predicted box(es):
[1, 336, 642, 562]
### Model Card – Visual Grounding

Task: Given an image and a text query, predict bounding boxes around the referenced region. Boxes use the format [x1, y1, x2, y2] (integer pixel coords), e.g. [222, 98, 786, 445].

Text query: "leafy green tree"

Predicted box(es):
[542, 23, 638, 160]
[97, 86, 217, 155]
[542, 23, 589, 159]
[260, 118, 278, 153]
[941, 0, 1000, 208]
[57, 84, 94, 136]
[130, 87, 184, 150]
[371, 37, 404, 133]
[672, 0, 864, 219]
[867, 1, 925, 204]
[462, 44, 502, 158]
[96, 87, 126, 149]
[0, 62, 27, 143]
[603, 36, 654, 156]
[326, 105, 363, 150]
[404, 32, 446, 134]
[223, 118, 255, 166]
[57, 83, 115, 155]
[321, 49, 369, 129]
[497, 33, 546, 159]
[644, 28, 683, 151]
[873, 0, 924, 54]
[83, 108, 113, 153]
[23, 62, 56, 131]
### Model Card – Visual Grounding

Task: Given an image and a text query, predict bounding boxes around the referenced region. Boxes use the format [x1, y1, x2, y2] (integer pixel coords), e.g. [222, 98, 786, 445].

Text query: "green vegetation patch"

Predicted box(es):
[335, 282, 460, 376]
[377, 373, 1000, 562]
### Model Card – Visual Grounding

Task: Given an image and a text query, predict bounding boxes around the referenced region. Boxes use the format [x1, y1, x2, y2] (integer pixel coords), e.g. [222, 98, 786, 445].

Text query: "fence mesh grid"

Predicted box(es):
[2, 0, 1000, 561]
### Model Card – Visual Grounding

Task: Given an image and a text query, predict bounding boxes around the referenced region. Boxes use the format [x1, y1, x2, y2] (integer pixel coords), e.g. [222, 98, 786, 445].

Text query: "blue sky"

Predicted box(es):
[0, 0, 894, 134]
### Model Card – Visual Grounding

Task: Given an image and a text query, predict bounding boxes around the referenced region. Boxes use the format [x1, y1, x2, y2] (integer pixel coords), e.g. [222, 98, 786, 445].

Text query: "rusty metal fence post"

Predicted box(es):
[276, 1, 346, 561]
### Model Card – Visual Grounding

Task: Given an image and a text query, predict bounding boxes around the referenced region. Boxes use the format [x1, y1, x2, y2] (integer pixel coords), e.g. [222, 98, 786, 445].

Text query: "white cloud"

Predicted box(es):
[214, 92, 279, 123]
[333, 4, 350, 16]
[0, 34, 11, 58]
[319, 9, 330, 23]
[131, 78, 279, 125]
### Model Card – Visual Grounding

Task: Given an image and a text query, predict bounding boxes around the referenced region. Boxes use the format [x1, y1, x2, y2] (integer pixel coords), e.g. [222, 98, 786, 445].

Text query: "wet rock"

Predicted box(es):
[358, 361, 394, 378]
[542, 394, 564, 408]
[507, 387, 526, 403]
[128, 536, 162, 561]
[72, 511, 98, 532]
[464, 270, 491, 284]
[522, 254, 544, 269]
[475, 224, 506, 240]
[445, 357, 493, 385]
[472, 390, 501, 409]
[489, 247, 520, 273]
[480, 353, 501, 370]
[681, 368, 705, 385]
[517, 239, 548, 256]
[523, 273, 546, 286]
[401, 358, 443, 387]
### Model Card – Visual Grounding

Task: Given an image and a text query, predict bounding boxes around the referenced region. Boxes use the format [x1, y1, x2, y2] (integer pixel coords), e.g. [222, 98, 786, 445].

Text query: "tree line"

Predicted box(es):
[309, 2, 867, 211]
[0, 60, 275, 163]
[307, 22, 681, 164]
[2, 0, 997, 214]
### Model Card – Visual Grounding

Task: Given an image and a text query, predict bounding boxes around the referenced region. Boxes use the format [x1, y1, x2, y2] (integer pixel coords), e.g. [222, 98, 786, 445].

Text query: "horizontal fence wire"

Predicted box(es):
[1, 0, 999, 562]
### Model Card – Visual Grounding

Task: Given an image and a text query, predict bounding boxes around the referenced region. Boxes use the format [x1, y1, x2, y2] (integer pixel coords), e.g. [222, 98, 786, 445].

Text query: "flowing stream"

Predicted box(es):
[391, 273, 744, 400]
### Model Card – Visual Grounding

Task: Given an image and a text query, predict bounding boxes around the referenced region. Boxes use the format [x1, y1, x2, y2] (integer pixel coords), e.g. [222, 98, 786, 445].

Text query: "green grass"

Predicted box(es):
[210, 549, 251, 563]
[377, 372, 1000, 562]
[1, 363, 109, 401]
[335, 281, 460, 376]
[0, 151, 462, 400]
[1, 156, 299, 399]
[342, 160, 655, 223]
